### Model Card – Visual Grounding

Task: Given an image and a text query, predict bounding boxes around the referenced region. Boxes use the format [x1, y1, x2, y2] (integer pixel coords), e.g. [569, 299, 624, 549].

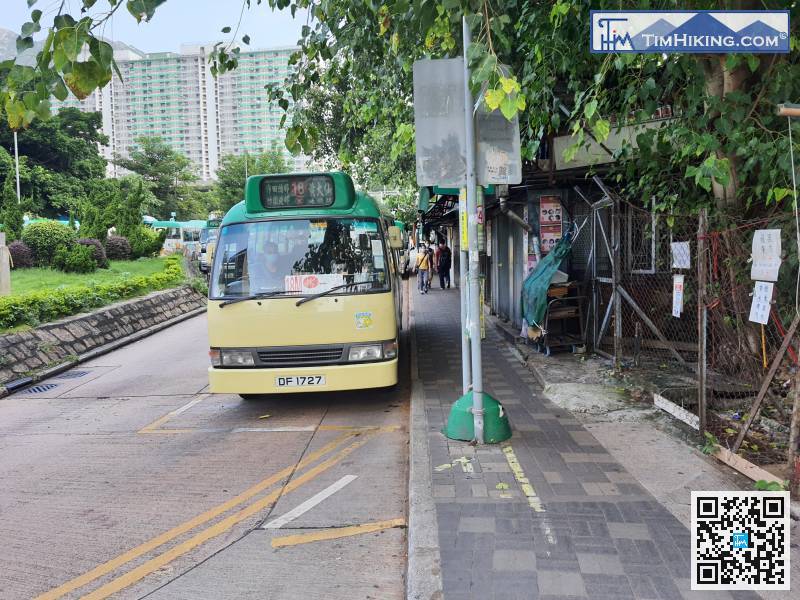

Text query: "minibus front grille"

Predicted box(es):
[257, 346, 345, 367]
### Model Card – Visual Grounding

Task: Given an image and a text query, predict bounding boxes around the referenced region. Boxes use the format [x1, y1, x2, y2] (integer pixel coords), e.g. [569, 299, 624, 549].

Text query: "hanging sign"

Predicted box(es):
[672, 274, 684, 317]
[751, 229, 782, 282]
[670, 241, 691, 270]
[413, 59, 467, 187]
[748, 281, 774, 325]
[476, 102, 522, 185]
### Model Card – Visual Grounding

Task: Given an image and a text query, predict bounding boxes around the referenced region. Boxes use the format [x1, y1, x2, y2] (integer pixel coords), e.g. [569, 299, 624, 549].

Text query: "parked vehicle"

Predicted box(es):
[150, 220, 205, 257]
[199, 215, 221, 274]
[207, 172, 405, 396]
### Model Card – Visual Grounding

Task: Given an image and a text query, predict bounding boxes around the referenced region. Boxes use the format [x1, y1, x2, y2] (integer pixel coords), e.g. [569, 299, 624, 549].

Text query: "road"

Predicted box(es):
[0, 314, 410, 600]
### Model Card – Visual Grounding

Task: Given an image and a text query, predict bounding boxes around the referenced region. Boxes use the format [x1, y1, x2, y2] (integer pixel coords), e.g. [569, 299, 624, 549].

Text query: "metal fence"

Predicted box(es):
[583, 177, 799, 481]
[700, 215, 798, 473]
[586, 179, 699, 369]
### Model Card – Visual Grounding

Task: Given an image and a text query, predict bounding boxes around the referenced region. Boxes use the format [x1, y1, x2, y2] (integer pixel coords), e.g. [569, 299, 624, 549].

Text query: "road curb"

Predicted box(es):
[0, 305, 206, 399]
[406, 285, 444, 600]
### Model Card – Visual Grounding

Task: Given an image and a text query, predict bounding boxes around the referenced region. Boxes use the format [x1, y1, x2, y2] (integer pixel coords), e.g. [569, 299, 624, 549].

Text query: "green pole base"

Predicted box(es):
[442, 391, 512, 444]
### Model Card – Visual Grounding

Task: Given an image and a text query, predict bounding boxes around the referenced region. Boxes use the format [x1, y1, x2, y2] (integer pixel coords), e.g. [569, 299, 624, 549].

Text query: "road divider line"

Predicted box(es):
[232, 426, 318, 433]
[262, 475, 358, 529]
[318, 424, 403, 432]
[270, 518, 407, 549]
[80, 432, 377, 600]
[502, 444, 545, 512]
[35, 431, 356, 600]
[137, 396, 208, 434]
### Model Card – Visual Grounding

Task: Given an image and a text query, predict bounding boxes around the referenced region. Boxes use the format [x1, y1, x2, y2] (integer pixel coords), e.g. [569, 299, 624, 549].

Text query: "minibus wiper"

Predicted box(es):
[218, 290, 294, 308]
[295, 280, 379, 307]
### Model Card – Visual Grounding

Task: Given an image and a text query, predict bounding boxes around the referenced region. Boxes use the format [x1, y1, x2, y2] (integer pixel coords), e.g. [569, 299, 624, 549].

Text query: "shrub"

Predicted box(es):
[21, 221, 76, 266]
[77, 238, 109, 268]
[52, 244, 97, 274]
[7, 240, 33, 269]
[129, 227, 165, 259]
[0, 256, 184, 329]
[105, 235, 132, 260]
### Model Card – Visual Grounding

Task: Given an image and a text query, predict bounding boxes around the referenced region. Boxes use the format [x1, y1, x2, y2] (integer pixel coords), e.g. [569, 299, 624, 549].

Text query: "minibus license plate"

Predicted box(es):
[275, 375, 326, 387]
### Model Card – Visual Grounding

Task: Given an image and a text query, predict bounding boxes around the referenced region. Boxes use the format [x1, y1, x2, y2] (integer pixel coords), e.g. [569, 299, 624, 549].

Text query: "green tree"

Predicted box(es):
[0, 176, 23, 241]
[113, 136, 196, 219]
[0, 107, 105, 217]
[215, 149, 289, 212]
[177, 184, 221, 220]
[4, 0, 800, 219]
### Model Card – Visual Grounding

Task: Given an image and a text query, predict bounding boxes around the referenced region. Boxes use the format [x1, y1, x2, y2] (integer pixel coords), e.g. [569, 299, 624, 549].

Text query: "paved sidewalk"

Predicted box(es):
[411, 284, 760, 600]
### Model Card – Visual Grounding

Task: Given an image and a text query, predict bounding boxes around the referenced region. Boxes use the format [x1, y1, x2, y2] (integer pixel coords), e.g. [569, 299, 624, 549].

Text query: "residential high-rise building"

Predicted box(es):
[51, 42, 304, 180]
[214, 47, 296, 162]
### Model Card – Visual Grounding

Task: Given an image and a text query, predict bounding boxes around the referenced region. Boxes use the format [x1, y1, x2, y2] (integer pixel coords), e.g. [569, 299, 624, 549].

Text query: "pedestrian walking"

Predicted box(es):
[437, 240, 451, 289]
[425, 244, 435, 291]
[415, 242, 431, 294]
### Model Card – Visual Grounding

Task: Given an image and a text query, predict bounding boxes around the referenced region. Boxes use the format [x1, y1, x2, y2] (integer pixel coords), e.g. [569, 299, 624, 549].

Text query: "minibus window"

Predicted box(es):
[210, 218, 390, 299]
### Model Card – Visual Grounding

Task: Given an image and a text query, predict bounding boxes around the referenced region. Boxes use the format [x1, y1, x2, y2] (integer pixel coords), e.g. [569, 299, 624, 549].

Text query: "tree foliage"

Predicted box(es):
[0, 107, 107, 217]
[0, 175, 23, 241]
[114, 136, 197, 219]
[215, 149, 289, 213]
[4, 1, 800, 219]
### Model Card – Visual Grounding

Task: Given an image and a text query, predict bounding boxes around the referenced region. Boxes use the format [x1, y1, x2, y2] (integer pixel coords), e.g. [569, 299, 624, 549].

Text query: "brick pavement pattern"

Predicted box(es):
[412, 285, 759, 600]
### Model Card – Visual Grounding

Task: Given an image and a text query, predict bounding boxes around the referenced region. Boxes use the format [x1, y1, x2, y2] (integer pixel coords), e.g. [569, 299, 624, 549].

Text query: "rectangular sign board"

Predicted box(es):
[591, 11, 789, 53]
[476, 107, 522, 185]
[413, 59, 467, 187]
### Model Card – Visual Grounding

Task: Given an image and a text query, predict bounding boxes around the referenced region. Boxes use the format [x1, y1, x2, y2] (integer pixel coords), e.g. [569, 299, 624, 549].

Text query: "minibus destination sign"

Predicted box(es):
[260, 175, 335, 209]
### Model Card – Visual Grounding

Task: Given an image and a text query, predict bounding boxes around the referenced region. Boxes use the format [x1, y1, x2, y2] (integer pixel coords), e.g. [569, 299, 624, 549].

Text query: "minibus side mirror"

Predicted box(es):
[387, 226, 403, 249]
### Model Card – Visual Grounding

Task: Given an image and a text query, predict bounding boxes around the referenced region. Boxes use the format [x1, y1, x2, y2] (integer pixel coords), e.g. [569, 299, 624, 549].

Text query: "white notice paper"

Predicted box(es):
[751, 229, 782, 281]
[672, 274, 684, 318]
[748, 281, 774, 325]
[671, 241, 691, 269]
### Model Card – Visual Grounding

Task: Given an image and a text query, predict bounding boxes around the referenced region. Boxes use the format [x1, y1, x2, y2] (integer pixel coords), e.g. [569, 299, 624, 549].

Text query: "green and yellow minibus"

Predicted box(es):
[207, 172, 404, 396]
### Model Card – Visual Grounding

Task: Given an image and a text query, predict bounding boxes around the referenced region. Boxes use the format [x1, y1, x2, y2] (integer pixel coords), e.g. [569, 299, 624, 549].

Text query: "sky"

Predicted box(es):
[1, 0, 307, 52]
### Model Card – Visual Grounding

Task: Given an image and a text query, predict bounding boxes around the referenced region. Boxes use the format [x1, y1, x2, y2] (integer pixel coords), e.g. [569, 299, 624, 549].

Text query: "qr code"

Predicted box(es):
[691, 491, 790, 590]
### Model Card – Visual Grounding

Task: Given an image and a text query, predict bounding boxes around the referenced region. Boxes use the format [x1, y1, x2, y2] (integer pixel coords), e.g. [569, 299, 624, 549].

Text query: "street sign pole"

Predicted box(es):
[412, 38, 510, 445]
[13, 132, 21, 203]
[462, 17, 484, 444]
[441, 18, 510, 445]
[458, 188, 471, 395]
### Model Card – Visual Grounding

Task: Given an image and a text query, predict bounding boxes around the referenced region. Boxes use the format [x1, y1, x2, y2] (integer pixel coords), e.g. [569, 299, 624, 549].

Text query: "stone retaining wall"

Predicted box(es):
[0, 286, 206, 385]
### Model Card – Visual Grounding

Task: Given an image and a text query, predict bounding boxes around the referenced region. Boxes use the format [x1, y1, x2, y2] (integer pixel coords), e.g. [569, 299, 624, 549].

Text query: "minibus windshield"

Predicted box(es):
[200, 228, 218, 244]
[210, 218, 390, 299]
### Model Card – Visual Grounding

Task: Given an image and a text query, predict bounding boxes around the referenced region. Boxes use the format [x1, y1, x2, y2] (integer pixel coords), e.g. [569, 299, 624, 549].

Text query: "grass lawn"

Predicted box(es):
[9, 258, 169, 296]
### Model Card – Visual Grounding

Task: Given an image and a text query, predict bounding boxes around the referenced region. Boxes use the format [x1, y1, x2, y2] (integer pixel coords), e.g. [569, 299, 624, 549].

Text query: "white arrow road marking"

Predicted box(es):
[261, 474, 358, 529]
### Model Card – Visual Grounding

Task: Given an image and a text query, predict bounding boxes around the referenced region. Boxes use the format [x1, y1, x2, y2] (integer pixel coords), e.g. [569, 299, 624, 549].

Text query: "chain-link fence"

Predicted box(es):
[700, 216, 798, 473]
[591, 199, 699, 368]
[584, 178, 799, 479]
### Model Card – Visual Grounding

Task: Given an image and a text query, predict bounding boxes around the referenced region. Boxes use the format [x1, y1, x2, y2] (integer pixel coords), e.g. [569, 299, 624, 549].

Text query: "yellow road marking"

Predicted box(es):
[36, 432, 355, 600]
[79, 432, 377, 600]
[502, 445, 545, 512]
[137, 396, 209, 434]
[319, 424, 402, 432]
[271, 518, 407, 549]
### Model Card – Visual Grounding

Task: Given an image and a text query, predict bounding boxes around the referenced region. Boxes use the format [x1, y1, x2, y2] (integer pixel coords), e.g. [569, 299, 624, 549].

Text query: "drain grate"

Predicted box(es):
[54, 370, 90, 380]
[23, 383, 59, 394]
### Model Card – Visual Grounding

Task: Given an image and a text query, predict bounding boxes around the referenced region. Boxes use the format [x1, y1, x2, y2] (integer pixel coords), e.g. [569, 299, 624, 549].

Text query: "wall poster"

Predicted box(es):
[538, 195, 563, 254]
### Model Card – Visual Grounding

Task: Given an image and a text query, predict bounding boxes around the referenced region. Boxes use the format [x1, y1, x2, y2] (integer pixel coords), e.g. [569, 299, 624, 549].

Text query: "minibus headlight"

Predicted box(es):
[221, 350, 255, 367]
[348, 344, 383, 362]
[382, 340, 398, 359]
[209, 348, 221, 367]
